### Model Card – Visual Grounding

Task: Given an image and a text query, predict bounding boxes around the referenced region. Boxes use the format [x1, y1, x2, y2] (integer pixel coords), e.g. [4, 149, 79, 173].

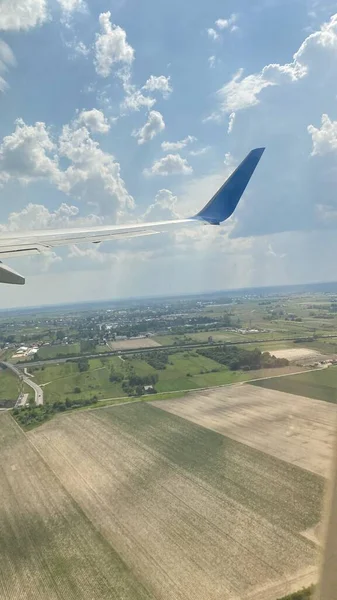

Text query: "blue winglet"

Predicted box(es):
[193, 147, 265, 224]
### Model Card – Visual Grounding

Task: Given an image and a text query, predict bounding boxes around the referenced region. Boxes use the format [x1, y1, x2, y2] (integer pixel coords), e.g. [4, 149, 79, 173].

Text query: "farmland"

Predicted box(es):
[3, 284, 337, 597]
[152, 385, 337, 477]
[37, 342, 80, 359]
[0, 412, 153, 600]
[25, 403, 322, 600]
[251, 366, 337, 404]
[23, 349, 303, 407]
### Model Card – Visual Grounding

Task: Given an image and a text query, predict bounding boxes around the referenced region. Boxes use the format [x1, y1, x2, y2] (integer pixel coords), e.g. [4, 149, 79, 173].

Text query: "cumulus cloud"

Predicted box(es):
[143, 75, 172, 97]
[121, 86, 155, 113]
[120, 73, 171, 115]
[308, 114, 337, 155]
[145, 154, 193, 176]
[0, 116, 134, 218]
[76, 108, 110, 134]
[161, 135, 196, 152]
[58, 123, 134, 215]
[0, 0, 48, 31]
[142, 189, 180, 221]
[0, 118, 60, 185]
[206, 13, 337, 121]
[133, 110, 165, 145]
[94, 11, 134, 78]
[0, 202, 101, 232]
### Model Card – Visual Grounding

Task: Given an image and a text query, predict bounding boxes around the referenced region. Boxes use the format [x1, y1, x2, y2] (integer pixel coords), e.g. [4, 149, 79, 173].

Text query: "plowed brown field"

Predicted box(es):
[151, 384, 337, 477]
[14, 402, 324, 600]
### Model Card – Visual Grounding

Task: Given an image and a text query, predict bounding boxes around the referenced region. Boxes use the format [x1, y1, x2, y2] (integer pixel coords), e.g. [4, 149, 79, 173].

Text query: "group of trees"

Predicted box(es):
[122, 373, 158, 396]
[197, 345, 289, 371]
[77, 357, 89, 372]
[12, 396, 98, 428]
[145, 351, 170, 370]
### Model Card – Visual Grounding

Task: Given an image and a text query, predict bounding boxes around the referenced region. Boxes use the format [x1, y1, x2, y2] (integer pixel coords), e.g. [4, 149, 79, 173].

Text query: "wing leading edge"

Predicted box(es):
[0, 147, 265, 285]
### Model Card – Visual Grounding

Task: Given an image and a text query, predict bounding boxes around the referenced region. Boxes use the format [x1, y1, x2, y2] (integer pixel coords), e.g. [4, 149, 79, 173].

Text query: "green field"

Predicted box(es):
[32, 357, 126, 403]
[0, 369, 21, 401]
[31, 351, 259, 404]
[37, 343, 81, 359]
[252, 366, 337, 403]
[0, 367, 32, 405]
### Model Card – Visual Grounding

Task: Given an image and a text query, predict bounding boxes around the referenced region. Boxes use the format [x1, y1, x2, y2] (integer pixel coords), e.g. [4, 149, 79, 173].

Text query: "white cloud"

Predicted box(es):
[94, 11, 134, 78]
[0, 40, 15, 71]
[0, 40, 15, 92]
[207, 13, 337, 120]
[215, 68, 276, 115]
[0, 202, 103, 273]
[57, 0, 86, 15]
[121, 86, 156, 113]
[120, 73, 171, 114]
[133, 110, 165, 145]
[0, 0, 48, 31]
[0, 116, 134, 218]
[58, 123, 134, 215]
[215, 14, 237, 31]
[143, 75, 172, 97]
[76, 108, 110, 134]
[142, 189, 180, 220]
[215, 18, 230, 30]
[0, 118, 60, 185]
[0, 202, 101, 232]
[207, 28, 219, 41]
[208, 55, 216, 69]
[64, 38, 89, 57]
[161, 135, 196, 152]
[190, 146, 210, 156]
[307, 113, 337, 155]
[227, 111, 236, 133]
[145, 154, 193, 176]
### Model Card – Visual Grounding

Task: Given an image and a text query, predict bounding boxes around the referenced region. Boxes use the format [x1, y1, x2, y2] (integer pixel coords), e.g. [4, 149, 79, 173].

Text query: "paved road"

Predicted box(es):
[1, 361, 44, 406]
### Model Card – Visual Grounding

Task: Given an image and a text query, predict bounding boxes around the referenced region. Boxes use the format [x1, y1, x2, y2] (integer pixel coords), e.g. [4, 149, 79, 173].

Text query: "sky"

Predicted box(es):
[0, 0, 337, 308]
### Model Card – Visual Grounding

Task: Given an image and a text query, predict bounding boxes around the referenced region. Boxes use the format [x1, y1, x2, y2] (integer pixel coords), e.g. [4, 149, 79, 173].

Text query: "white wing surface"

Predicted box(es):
[0, 148, 265, 284]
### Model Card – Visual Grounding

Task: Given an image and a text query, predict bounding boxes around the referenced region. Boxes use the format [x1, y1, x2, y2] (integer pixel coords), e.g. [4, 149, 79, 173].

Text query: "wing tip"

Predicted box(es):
[194, 146, 265, 224]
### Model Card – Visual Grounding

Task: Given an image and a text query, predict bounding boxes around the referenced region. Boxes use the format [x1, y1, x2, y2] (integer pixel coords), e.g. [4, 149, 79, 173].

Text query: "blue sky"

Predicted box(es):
[0, 0, 337, 308]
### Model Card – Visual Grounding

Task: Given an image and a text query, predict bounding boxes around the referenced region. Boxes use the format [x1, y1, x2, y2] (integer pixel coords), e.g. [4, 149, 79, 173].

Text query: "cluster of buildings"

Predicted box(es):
[11, 346, 38, 359]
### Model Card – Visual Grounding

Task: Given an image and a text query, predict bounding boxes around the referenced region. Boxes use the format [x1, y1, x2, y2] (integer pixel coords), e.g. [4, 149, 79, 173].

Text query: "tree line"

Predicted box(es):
[12, 396, 99, 428]
[197, 345, 289, 371]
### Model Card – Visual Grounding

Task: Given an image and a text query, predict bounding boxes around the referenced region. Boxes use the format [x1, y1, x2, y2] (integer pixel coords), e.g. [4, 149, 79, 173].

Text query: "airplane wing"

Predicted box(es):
[0, 147, 265, 285]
